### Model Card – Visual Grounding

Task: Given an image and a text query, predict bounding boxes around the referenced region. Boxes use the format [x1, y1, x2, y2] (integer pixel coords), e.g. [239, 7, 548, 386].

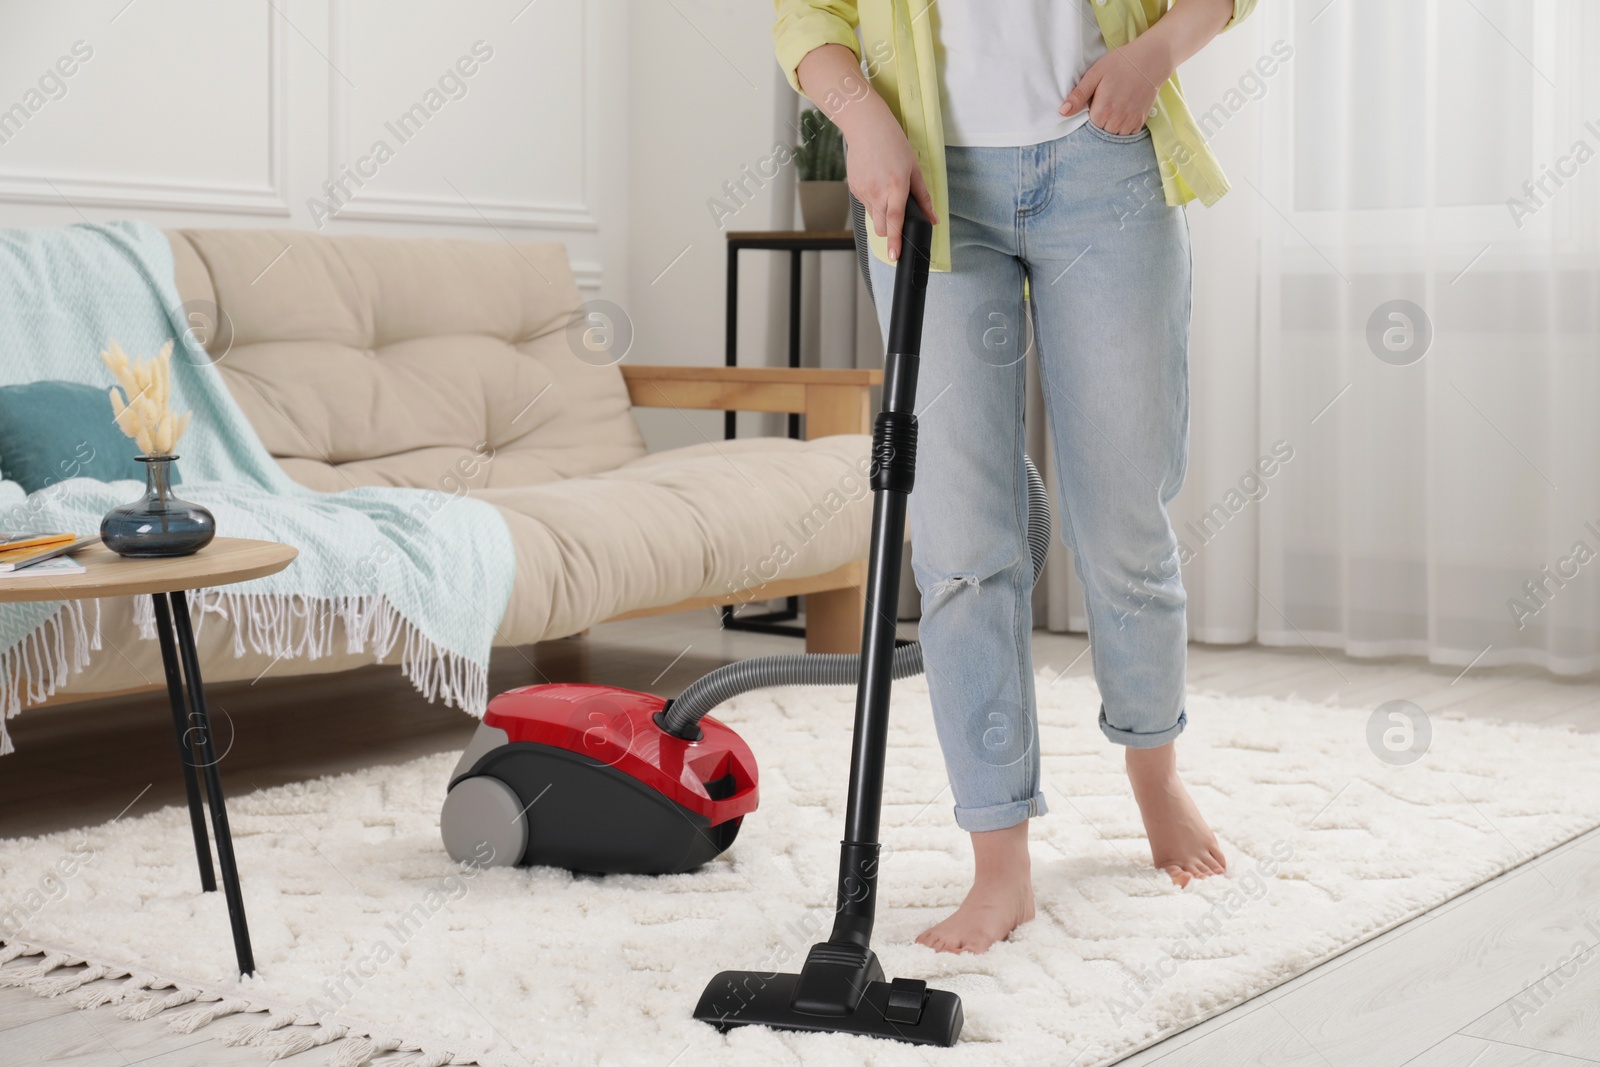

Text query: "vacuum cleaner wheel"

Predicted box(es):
[441, 774, 528, 868]
[453, 742, 745, 875]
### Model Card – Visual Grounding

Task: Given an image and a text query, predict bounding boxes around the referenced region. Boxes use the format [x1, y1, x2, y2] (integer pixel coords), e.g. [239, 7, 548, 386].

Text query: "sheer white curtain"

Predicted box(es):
[1087, 0, 1600, 674]
[849, 2, 1600, 673]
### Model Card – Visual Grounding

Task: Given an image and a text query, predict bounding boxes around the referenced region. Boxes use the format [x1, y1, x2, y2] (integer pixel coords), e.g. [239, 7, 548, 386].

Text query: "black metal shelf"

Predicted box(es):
[722, 229, 857, 637]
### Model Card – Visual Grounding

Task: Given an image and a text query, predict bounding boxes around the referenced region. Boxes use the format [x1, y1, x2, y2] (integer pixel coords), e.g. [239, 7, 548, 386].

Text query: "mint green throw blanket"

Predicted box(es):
[0, 222, 516, 753]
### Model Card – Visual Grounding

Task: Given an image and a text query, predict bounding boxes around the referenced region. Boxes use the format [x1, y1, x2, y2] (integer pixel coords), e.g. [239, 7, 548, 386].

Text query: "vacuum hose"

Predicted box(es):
[658, 454, 1052, 739]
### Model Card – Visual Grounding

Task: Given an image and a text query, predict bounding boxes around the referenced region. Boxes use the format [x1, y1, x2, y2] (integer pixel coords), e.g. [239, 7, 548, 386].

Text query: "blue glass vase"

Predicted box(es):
[101, 455, 215, 558]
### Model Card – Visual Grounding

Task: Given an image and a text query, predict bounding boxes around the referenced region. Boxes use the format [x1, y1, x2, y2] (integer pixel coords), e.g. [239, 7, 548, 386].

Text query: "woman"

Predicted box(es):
[774, 0, 1254, 954]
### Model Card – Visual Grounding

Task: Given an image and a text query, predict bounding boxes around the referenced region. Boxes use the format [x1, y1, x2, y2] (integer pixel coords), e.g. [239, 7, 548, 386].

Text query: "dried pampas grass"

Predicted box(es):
[103, 338, 192, 456]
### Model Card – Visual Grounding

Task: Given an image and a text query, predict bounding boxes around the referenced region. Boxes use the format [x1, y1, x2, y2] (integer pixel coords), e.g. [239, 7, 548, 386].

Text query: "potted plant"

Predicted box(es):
[795, 108, 847, 232]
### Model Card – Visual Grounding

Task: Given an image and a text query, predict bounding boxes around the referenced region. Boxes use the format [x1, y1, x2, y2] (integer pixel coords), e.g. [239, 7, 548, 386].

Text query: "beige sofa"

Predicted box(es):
[45, 229, 879, 704]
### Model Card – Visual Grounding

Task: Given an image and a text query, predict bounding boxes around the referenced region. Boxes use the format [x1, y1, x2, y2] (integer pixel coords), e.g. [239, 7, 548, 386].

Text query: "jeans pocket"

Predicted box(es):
[1084, 119, 1151, 144]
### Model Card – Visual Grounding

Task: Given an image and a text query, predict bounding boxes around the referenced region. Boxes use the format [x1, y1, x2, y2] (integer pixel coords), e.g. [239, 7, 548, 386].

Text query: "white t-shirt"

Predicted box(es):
[932, 1, 1110, 148]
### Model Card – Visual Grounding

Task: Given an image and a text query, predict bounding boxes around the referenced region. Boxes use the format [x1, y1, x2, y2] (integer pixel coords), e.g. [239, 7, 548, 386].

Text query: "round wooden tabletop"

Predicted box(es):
[0, 537, 297, 603]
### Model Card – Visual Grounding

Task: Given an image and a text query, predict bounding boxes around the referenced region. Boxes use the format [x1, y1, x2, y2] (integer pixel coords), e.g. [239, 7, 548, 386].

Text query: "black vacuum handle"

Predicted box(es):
[884, 197, 933, 366]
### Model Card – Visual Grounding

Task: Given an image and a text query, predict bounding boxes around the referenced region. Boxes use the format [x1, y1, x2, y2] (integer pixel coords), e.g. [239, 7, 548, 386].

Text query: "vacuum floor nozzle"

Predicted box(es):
[692, 964, 963, 1047]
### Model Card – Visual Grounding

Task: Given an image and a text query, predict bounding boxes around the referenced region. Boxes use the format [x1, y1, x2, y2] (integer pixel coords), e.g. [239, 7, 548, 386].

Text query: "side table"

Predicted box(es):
[724, 228, 858, 638]
[0, 537, 297, 977]
[724, 229, 857, 442]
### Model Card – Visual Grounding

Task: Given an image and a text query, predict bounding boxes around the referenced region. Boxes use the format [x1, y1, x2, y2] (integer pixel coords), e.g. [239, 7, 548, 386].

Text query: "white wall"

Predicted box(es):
[0, 0, 866, 450]
[0, 0, 628, 301]
[624, 1, 799, 446]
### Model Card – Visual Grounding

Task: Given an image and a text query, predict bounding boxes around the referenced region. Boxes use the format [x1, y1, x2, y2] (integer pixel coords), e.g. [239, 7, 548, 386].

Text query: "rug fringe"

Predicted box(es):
[118, 984, 202, 1020]
[0, 950, 77, 986]
[327, 1034, 402, 1067]
[1, 939, 489, 1067]
[163, 995, 252, 1032]
[71, 971, 162, 1010]
[260, 1021, 348, 1060]
[386, 1051, 462, 1067]
[221, 1009, 299, 1046]
[29, 962, 113, 997]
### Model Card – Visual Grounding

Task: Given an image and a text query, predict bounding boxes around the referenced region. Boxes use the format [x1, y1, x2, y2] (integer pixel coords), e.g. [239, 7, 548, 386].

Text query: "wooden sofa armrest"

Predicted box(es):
[620, 365, 881, 439]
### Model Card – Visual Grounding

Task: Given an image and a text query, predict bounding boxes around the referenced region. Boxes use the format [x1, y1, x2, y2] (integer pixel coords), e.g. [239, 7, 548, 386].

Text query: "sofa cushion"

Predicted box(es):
[46, 436, 875, 699]
[487, 434, 874, 642]
[166, 229, 646, 492]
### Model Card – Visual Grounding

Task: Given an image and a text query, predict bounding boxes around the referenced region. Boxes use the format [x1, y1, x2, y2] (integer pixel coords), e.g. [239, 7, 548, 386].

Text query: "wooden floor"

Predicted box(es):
[2, 609, 1598, 1066]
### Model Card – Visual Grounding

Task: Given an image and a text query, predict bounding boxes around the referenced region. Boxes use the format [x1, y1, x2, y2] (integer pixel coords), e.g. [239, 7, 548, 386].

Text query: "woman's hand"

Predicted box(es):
[1063, 0, 1234, 136]
[1060, 36, 1172, 136]
[843, 103, 937, 261]
[796, 43, 937, 261]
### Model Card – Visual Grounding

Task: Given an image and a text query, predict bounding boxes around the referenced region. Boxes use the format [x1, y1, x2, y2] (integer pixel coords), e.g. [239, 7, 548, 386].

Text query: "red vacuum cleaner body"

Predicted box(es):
[441, 684, 758, 875]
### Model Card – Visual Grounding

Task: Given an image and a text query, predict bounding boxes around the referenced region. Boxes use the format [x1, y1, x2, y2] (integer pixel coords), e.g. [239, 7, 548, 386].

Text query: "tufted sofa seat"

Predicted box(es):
[47, 229, 878, 701]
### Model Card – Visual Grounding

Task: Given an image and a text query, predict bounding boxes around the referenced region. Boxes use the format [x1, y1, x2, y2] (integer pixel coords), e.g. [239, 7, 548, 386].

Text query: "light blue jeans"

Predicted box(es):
[861, 122, 1192, 833]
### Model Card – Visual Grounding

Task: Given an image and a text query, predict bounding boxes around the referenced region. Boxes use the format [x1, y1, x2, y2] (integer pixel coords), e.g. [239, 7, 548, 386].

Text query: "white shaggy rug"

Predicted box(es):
[4, 673, 1600, 1066]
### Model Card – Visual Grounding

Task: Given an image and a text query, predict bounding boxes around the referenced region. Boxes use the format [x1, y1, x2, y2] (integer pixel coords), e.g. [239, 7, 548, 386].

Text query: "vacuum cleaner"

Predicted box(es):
[441, 198, 1051, 1045]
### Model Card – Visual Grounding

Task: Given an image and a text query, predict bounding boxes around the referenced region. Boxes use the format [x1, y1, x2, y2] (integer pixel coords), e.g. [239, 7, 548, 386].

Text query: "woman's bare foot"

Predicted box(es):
[917, 821, 1036, 954]
[1125, 743, 1226, 887]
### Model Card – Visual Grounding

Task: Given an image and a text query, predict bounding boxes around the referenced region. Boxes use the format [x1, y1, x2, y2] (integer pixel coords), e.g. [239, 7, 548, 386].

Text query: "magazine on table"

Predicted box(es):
[0, 554, 87, 577]
[0, 533, 95, 572]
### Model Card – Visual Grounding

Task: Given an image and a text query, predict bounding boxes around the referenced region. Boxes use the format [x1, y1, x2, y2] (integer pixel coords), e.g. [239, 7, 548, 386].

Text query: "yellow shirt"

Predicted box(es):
[773, 0, 1258, 271]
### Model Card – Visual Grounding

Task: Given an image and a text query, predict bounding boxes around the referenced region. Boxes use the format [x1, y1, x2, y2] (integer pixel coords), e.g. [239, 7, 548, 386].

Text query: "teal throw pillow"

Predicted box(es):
[0, 380, 182, 493]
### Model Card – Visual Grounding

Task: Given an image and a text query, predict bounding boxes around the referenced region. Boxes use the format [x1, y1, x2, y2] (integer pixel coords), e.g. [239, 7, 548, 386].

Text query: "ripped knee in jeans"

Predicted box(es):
[929, 574, 982, 598]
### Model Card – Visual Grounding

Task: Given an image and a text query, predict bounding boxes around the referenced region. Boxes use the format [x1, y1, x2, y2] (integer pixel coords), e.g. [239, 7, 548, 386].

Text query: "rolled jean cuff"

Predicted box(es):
[1099, 706, 1187, 749]
[952, 792, 1048, 834]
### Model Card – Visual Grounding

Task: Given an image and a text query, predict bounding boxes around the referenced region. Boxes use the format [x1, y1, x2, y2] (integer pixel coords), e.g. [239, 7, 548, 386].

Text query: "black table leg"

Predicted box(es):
[164, 589, 255, 977]
[724, 243, 739, 441]
[781, 248, 804, 623]
[787, 246, 802, 440]
[151, 593, 216, 893]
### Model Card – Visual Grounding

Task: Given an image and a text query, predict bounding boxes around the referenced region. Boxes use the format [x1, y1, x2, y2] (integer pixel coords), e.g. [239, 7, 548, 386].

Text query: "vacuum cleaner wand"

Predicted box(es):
[693, 198, 964, 1046]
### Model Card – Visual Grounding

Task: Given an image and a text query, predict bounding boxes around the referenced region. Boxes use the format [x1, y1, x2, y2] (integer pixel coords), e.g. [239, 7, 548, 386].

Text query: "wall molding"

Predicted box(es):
[0, 11, 288, 215]
[572, 260, 602, 292]
[324, 0, 599, 231]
